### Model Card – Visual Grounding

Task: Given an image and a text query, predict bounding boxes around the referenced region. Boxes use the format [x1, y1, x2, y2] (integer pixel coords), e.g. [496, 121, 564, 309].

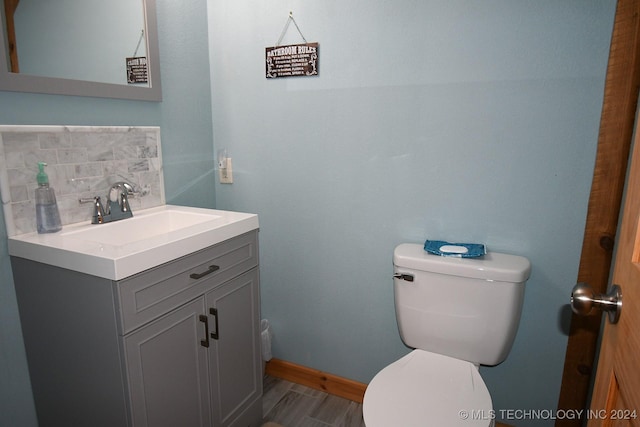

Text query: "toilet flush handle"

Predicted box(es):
[394, 273, 414, 282]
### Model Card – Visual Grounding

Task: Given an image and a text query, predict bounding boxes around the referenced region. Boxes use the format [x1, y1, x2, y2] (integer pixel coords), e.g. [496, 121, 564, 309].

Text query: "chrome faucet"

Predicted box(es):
[80, 181, 136, 224]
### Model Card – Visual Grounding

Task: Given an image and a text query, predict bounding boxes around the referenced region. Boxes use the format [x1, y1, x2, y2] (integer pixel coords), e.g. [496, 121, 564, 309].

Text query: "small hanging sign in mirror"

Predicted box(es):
[126, 57, 148, 84]
[266, 43, 319, 79]
[126, 29, 148, 84]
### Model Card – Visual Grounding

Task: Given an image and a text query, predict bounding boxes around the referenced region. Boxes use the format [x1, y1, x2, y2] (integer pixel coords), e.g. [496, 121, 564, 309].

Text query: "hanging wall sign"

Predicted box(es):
[266, 43, 319, 79]
[126, 57, 148, 84]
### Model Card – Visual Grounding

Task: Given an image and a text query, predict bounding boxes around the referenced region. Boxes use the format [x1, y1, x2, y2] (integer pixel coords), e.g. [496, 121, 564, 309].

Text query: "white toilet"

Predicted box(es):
[363, 243, 531, 427]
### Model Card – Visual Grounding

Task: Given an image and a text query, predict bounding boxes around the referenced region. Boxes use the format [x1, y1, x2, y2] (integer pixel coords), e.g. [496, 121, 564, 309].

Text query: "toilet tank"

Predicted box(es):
[393, 243, 531, 366]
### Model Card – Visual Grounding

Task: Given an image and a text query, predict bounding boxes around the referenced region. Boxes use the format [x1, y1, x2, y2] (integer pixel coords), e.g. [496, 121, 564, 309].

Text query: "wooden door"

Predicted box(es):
[557, 1, 640, 423]
[587, 108, 640, 426]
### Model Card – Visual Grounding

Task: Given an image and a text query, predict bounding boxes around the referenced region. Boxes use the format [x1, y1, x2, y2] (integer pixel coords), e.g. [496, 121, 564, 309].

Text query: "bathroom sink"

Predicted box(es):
[8, 205, 259, 280]
[60, 208, 222, 246]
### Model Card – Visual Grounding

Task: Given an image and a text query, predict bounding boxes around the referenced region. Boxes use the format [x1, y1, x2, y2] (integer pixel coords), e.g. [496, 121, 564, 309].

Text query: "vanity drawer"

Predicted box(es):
[117, 230, 258, 334]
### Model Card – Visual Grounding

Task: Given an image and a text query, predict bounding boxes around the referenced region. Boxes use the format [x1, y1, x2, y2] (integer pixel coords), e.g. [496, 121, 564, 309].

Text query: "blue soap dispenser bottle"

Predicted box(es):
[35, 162, 62, 233]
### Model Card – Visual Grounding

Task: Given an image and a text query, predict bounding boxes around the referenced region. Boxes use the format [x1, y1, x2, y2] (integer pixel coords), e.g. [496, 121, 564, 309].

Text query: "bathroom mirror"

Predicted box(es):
[0, 0, 161, 101]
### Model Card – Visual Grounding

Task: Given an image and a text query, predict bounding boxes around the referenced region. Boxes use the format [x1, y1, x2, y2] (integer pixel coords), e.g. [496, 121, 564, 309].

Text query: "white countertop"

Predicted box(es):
[8, 205, 259, 280]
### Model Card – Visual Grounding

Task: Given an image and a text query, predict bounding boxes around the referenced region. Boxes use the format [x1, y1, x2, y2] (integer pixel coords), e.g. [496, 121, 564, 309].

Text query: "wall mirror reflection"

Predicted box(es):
[0, 0, 162, 101]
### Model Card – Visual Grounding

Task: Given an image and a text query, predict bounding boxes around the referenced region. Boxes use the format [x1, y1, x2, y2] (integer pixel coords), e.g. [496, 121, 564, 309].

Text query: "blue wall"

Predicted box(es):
[0, 1, 214, 426]
[208, 1, 616, 426]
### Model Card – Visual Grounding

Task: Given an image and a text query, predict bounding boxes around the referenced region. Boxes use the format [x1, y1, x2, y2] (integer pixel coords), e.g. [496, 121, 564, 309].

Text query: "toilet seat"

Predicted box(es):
[363, 350, 493, 427]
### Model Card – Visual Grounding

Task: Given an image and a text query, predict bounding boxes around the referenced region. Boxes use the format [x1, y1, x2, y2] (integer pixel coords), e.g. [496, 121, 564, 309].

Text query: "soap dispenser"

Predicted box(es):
[35, 162, 62, 233]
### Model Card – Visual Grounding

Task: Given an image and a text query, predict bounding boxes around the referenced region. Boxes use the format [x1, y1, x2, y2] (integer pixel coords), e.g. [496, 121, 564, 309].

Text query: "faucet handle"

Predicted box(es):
[107, 181, 135, 219]
[119, 190, 132, 213]
[79, 196, 106, 224]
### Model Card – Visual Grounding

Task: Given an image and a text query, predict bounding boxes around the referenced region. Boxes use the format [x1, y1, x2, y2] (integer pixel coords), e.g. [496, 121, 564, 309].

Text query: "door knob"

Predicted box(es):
[570, 283, 622, 324]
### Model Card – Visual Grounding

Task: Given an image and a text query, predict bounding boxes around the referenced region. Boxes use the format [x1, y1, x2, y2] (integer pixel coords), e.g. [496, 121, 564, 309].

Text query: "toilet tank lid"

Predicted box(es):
[394, 243, 531, 283]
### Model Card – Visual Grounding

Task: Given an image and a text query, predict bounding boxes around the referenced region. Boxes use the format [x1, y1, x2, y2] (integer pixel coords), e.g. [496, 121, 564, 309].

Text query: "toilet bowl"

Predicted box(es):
[363, 243, 530, 426]
[364, 350, 493, 427]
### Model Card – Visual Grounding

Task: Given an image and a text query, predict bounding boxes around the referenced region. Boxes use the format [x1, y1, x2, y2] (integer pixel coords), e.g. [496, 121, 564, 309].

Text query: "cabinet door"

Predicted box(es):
[206, 269, 261, 427]
[124, 297, 212, 427]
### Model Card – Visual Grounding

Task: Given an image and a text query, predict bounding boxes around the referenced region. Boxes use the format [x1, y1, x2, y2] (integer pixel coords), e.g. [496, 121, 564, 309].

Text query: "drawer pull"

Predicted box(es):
[210, 307, 219, 340]
[199, 315, 210, 348]
[190, 265, 220, 280]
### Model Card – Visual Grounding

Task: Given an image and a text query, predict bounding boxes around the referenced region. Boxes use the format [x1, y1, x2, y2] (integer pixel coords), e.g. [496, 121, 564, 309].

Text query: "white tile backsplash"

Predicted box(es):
[0, 126, 165, 236]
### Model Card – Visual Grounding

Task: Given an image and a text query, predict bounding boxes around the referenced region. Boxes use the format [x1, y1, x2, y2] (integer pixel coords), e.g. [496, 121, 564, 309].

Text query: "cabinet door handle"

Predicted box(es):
[199, 314, 210, 348]
[190, 265, 220, 280]
[209, 307, 219, 340]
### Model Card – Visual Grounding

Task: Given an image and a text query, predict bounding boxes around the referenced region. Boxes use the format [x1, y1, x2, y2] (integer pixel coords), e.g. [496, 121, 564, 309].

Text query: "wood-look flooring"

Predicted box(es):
[263, 375, 366, 427]
[263, 375, 513, 427]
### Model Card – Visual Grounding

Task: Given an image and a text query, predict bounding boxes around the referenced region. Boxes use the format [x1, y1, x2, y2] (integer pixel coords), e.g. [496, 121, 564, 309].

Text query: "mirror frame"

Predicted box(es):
[0, 0, 162, 101]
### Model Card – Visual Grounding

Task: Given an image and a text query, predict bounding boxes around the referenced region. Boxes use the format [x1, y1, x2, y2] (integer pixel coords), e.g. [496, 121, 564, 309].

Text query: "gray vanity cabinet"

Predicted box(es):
[206, 269, 261, 426]
[124, 297, 213, 427]
[11, 230, 262, 427]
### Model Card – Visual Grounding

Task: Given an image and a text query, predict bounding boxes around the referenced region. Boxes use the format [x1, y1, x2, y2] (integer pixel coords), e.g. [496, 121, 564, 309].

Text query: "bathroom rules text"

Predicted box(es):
[265, 43, 319, 78]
